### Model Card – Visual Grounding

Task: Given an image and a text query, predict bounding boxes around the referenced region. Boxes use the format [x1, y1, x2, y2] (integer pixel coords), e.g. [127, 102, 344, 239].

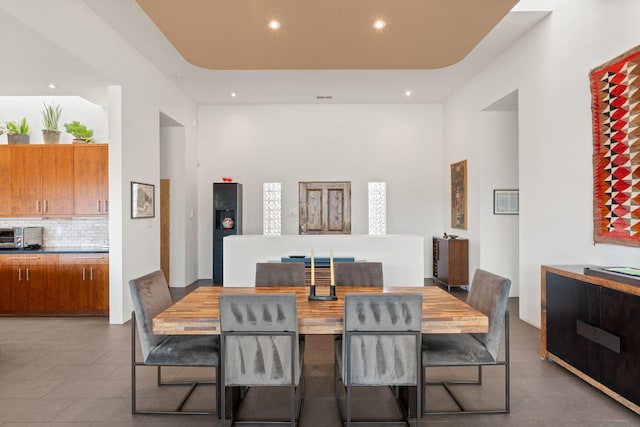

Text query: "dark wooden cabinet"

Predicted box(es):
[213, 183, 242, 284]
[0, 146, 11, 217]
[432, 237, 468, 287]
[542, 266, 640, 414]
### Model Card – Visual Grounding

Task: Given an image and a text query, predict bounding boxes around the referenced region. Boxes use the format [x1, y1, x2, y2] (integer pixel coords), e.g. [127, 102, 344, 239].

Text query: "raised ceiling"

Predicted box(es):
[135, 0, 519, 70]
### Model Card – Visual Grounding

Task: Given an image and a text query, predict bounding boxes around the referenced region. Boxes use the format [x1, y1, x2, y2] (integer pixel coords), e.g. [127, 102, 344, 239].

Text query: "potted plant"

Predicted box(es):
[41, 103, 62, 144]
[64, 120, 94, 143]
[5, 118, 31, 144]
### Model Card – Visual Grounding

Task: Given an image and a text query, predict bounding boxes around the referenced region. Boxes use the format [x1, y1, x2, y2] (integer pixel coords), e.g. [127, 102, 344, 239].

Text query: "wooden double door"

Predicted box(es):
[298, 181, 351, 234]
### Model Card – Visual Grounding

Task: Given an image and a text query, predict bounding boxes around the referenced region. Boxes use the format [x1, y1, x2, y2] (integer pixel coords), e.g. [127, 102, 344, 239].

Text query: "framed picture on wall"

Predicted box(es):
[131, 182, 155, 218]
[451, 160, 467, 229]
[494, 189, 519, 215]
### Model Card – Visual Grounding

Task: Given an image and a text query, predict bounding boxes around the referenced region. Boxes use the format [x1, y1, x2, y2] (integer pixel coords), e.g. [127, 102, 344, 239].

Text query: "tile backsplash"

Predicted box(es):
[0, 217, 109, 248]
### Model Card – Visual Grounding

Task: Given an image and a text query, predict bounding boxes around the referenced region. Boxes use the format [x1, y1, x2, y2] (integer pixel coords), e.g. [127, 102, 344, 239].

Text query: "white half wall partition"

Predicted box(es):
[223, 234, 424, 287]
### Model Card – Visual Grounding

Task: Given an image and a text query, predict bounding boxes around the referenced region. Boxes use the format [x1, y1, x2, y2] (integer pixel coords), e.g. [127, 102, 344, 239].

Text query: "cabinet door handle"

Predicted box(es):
[97, 200, 101, 212]
[82, 267, 86, 281]
[104, 200, 108, 213]
[36, 200, 41, 212]
[90, 268, 94, 281]
[44, 200, 48, 213]
[576, 320, 621, 354]
[18, 268, 22, 282]
[26, 268, 30, 282]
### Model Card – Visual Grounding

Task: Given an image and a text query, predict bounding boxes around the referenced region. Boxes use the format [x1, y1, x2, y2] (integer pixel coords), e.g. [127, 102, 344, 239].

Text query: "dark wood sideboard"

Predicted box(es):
[541, 265, 640, 415]
[432, 237, 468, 288]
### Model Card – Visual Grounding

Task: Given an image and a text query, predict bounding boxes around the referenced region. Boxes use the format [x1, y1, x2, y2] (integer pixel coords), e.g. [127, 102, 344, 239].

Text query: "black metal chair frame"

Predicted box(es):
[131, 311, 221, 416]
[422, 311, 510, 416]
[220, 329, 304, 426]
[335, 330, 422, 427]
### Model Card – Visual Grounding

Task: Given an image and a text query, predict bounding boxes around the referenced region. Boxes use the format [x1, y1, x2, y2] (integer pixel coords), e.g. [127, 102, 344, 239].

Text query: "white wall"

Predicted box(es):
[160, 125, 187, 286]
[478, 110, 519, 295]
[1, 1, 201, 323]
[442, 0, 640, 328]
[197, 104, 443, 279]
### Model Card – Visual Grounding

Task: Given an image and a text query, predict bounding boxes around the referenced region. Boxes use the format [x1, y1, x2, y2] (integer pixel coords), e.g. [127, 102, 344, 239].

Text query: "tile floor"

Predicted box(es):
[0, 286, 638, 426]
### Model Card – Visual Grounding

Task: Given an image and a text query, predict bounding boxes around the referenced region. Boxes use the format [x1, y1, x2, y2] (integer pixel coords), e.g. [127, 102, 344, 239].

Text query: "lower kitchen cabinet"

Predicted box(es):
[56, 254, 109, 315]
[0, 254, 57, 313]
[0, 252, 108, 316]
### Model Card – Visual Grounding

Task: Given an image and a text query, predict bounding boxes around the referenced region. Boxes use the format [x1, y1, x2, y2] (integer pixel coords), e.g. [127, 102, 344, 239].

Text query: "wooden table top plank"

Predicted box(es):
[153, 286, 488, 335]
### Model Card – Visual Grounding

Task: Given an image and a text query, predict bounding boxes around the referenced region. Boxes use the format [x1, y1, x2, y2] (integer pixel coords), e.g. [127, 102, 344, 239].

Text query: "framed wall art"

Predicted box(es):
[590, 44, 640, 247]
[494, 189, 519, 215]
[131, 182, 155, 219]
[451, 160, 467, 229]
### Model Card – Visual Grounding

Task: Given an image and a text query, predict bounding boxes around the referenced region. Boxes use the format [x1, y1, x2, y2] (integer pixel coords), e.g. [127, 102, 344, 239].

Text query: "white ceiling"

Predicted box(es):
[1, 1, 550, 106]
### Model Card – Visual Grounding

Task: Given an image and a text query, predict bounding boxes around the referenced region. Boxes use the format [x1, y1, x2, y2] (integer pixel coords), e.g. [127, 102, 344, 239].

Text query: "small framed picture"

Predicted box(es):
[131, 182, 155, 218]
[494, 189, 519, 215]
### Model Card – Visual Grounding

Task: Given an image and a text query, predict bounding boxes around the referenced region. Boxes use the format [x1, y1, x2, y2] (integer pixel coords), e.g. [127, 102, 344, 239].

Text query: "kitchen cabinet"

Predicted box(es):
[432, 237, 468, 287]
[10, 145, 43, 215]
[0, 144, 108, 219]
[74, 144, 109, 216]
[41, 145, 74, 215]
[542, 265, 640, 414]
[8, 145, 74, 216]
[0, 252, 108, 316]
[56, 253, 109, 314]
[0, 254, 57, 313]
[0, 146, 10, 216]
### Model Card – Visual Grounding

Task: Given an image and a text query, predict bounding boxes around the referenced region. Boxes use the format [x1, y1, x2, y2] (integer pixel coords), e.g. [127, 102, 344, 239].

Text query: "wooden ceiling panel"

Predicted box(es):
[136, 0, 518, 70]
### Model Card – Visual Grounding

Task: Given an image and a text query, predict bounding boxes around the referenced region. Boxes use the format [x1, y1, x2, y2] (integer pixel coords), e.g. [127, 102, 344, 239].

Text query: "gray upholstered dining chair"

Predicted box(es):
[129, 270, 220, 415]
[422, 268, 511, 415]
[255, 262, 306, 287]
[334, 293, 423, 426]
[333, 262, 383, 287]
[219, 293, 304, 426]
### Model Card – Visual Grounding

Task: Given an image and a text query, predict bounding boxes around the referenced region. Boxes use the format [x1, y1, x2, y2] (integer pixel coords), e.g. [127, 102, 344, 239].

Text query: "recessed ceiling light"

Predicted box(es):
[373, 20, 386, 30]
[231, 92, 237, 97]
[268, 20, 281, 30]
[48, 84, 56, 89]
[405, 90, 412, 97]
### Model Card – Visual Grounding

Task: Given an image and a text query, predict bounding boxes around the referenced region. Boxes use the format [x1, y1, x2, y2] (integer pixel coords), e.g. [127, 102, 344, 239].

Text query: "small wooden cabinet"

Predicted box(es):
[432, 237, 469, 287]
[0, 254, 58, 313]
[0, 146, 11, 216]
[57, 254, 109, 314]
[74, 144, 109, 216]
[0, 253, 108, 316]
[10, 145, 43, 216]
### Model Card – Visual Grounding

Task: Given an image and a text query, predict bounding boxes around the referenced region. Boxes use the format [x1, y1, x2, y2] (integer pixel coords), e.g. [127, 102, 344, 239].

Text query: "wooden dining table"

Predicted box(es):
[153, 285, 488, 335]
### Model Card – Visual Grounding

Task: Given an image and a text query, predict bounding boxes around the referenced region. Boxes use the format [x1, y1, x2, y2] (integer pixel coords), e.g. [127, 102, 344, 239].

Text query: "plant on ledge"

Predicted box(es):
[64, 120, 94, 143]
[5, 118, 31, 144]
[5, 117, 30, 134]
[42, 103, 62, 144]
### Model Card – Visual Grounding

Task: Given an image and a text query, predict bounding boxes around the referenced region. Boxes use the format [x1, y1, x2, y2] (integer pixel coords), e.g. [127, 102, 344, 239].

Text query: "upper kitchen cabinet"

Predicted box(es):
[41, 145, 74, 216]
[73, 144, 109, 216]
[10, 145, 74, 217]
[0, 146, 11, 217]
[11, 146, 43, 216]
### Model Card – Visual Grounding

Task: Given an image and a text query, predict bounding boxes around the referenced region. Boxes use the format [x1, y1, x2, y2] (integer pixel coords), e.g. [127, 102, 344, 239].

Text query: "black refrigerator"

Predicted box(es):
[212, 182, 242, 284]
